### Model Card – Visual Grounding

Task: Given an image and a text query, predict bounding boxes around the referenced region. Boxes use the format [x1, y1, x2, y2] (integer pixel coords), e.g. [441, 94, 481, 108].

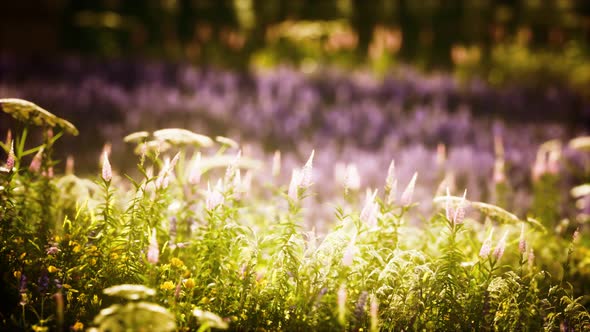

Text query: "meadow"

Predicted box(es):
[0, 93, 589, 331]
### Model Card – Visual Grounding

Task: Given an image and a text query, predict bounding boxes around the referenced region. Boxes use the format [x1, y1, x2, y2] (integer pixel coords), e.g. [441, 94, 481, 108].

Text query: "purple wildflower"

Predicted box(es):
[38, 272, 49, 293]
[5, 141, 15, 171]
[479, 228, 494, 259]
[493, 231, 509, 261]
[101, 151, 112, 182]
[400, 172, 418, 207]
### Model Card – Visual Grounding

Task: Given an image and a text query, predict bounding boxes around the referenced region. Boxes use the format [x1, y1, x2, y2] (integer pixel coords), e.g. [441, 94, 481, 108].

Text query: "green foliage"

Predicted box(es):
[1, 100, 589, 331]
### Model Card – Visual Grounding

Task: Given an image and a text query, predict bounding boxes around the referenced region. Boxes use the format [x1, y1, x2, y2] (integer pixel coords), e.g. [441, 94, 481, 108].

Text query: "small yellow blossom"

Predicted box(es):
[62, 284, 72, 289]
[89, 258, 97, 266]
[183, 278, 195, 289]
[47, 266, 59, 273]
[19, 252, 27, 260]
[160, 281, 175, 291]
[32, 324, 48, 332]
[14, 270, 21, 280]
[170, 257, 185, 269]
[72, 321, 84, 331]
[110, 253, 119, 260]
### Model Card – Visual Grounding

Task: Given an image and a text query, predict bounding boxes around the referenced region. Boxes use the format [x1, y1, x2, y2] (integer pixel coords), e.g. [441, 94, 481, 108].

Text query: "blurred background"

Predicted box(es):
[3, 1, 590, 81]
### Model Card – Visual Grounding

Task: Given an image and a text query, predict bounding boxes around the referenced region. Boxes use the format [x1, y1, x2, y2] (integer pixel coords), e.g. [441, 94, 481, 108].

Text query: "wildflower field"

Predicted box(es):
[1, 71, 590, 331]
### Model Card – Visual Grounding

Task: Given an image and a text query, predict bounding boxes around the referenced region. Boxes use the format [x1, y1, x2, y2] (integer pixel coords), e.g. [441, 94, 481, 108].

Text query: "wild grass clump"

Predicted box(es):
[0, 98, 589, 331]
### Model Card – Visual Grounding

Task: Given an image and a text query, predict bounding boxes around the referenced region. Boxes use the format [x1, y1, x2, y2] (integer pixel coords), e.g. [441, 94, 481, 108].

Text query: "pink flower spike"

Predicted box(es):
[301, 150, 314, 187]
[5, 141, 15, 171]
[205, 181, 225, 210]
[344, 164, 361, 192]
[527, 248, 535, 268]
[360, 189, 379, 227]
[493, 230, 509, 261]
[29, 148, 43, 173]
[385, 159, 395, 191]
[452, 189, 467, 225]
[101, 151, 112, 182]
[169, 152, 181, 171]
[225, 150, 242, 183]
[479, 228, 494, 259]
[400, 172, 418, 207]
[445, 187, 453, 221]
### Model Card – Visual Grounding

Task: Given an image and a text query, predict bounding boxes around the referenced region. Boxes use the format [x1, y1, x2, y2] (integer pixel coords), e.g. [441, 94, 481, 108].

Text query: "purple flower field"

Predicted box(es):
[0, 56, 587, 212]
[1, 56, 590, 331]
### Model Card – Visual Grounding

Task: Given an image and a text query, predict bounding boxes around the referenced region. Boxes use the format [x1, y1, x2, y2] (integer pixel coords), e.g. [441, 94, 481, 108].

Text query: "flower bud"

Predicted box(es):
[400, 172, 418, 207]
[360, 189, 379, 227]
[5, 141, 15, 171]
[479, 228, 494, 258]
[205, 181, 225, 210]
[101, 151, 112, 182]
[493, 230, 509, 261]
[301, 150, 314, 188]
[29, 148, 43, 173]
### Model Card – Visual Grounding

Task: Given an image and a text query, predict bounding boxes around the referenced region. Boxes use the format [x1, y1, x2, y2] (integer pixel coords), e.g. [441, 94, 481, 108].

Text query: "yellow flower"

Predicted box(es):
[170, 257, 185, 269]
[72, 321, 84, 331]
[14, 271, 21, 280]
[47, 266, 59, 273]
[160, 281, 175, 291]
[183, 278, 195, 289]
[89, 258, 97, 266]
[32, 324, 48, 332]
